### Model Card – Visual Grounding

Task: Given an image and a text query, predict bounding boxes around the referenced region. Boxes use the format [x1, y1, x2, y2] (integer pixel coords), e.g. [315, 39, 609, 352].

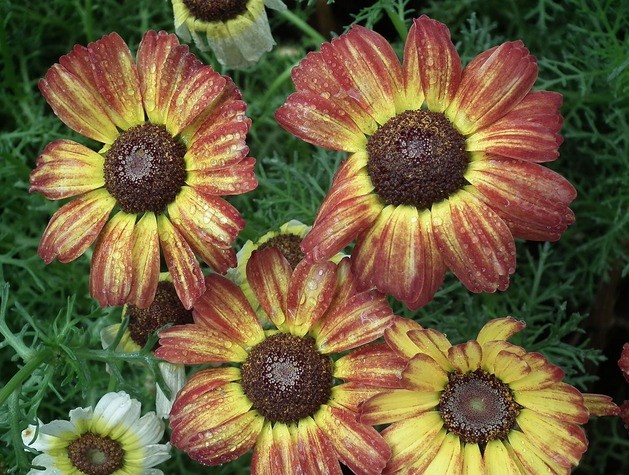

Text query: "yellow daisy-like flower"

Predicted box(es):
[31, 31, 257, 310]
[276, 15, 576, 310]
[21, 391, 170, 474]
[100, 273, 193, 419]
[361, 317, 599, 474]
[156, 247, 404, 473]
[172, 0, 286, 69]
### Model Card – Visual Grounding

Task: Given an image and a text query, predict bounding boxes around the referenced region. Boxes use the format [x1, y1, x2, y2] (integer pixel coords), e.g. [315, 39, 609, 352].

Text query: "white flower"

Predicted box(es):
[172, 0, 287, 69]
[22, 391, 170, 475]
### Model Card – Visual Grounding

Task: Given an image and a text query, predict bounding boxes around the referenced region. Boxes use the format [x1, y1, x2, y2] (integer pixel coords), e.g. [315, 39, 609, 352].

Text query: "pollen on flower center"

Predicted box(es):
[258, 234, 304, 269]
[439, 369, 521, 445]
[67, 432, 124, 475]
[241, 333, 333, 423]
[104, 123, 187, 214]
[366, 110, 468, 209]
[127, 281, 193, 350]
[183, 0, 248, 22]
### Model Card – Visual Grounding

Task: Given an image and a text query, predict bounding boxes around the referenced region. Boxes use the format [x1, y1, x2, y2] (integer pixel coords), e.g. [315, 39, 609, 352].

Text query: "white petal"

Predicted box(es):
[121, 412, 165, 449]
[91, 392, 141, 438]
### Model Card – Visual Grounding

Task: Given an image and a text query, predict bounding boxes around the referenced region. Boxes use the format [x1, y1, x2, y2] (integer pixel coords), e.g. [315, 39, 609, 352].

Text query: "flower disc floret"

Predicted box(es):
[67, 432, 124, 475]
[183, 0, 248, 22]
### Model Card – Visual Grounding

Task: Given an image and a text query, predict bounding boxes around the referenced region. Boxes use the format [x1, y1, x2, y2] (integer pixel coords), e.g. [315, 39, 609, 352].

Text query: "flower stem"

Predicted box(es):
[0, 348, 53, 407]
[384, 5, 408, 42]
[280, 9, 327, 46]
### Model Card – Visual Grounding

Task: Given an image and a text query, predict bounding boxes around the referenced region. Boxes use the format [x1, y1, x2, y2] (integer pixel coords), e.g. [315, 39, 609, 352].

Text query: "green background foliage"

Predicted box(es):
[0, 0, 627, 473]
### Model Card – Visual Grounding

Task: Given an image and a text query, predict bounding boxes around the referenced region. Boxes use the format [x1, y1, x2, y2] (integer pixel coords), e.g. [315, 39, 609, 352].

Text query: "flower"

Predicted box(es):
[172, 0, 286, 69]
[619, 342, 629, 382]
[361, 317, 596, 473]
[21, 391, 170, 474]
[101, 273, 193, 418]
[276, 15, 576, 310]
[156, 247, 402, 473]
[228, 219, 344, 324]
[31, 30, 257, 310]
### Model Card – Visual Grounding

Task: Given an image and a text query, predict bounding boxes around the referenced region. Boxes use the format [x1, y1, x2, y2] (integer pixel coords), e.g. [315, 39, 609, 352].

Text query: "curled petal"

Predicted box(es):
[467, 157, 576, 241]
[490, 349, 530, 384]
[406, 329, 453, 372]
[334, 342, 406, 388]
[247, 248, 291, 328]
[157, 214, 205, 310]
[432, 188, 516, 293]
[128, 212, 160, 308]
[89, 211, 135, 307]
[30, 139, 104, 200]
[447, 41, 538, 135]
[480, 340, 527, 373]
[37, 189, 115, 264]
[477, 317, 525, 345]
[157, 325, 248, 364]
[383, 317, 425, 360]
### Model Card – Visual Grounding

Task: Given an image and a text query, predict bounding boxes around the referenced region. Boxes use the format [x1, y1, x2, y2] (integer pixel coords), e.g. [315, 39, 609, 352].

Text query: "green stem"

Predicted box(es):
[83, 0, 94, 42]
[262, 65, 294, 105]
[0, 348, 53, 407]
[384, 6, 408, 42]
[280, 9, 326, 46]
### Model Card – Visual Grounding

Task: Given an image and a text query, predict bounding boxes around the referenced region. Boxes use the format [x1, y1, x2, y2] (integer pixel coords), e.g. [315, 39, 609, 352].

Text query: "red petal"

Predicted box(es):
[620, 342, 629, 382]
[127, 212, 160, 308]
[293, 417, 342, 475]
[89, 211, 135, 307]
[246, 248, 291, 329]
[334, 342, 405, 388]
[251, 423, 300, 475]
[187, 157, 257, 195]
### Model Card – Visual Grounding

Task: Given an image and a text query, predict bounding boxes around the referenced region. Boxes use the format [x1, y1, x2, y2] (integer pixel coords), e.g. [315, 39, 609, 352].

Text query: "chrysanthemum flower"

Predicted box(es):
[156, 247, 402, 473]
[172, 0, 286, 69]
[361, 317, 599, 473]
[276, 15, 576, 309]
[22, 391, 170, 474]
[31, 30, 257, 310]
[101, 274, 193, 418]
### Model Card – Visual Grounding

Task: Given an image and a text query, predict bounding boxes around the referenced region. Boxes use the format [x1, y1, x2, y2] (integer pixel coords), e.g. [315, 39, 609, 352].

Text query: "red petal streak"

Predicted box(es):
[89, 211, 135, 307]
[315, 290, 393, 354]
[330, 383, 384, 414]
[174, 410, 263, 466]
[315, 405, 389, 475]
[323, 257, 360, 318]
[252, 423, 299, 475]
[515, 382, 589, 424]
[157, 214, 205, 310]
[127, 213, 160, 308]
[508, 90, 563, 133]
[137, 31, 180, 122]
[467, 157, 576, 241]
[286, 260, 337, 337]
[447, 41, 538, 135]
[432, 189, 516, 293]
[37, 189, 115, 264]
[583, 393, 620, 417]
[185, 115, 250, 171]
[334, 342, 405, 388]
[402, 353, 449, 391]
[509, 352, 565, 391]
[476, 317, 525, 345]
[406, 328, 454, 371]
[156, 324, 248, 364]
[413, 15, 462, 112]
[192, 274, 265, 347]
[39, 66, 118, 143]
[168, 187, 242, 273]
[360, 389, 440, 426]
[292, 418, 342, 475]
[447, 340, 482, 373]
[291, 50, 377, 135]
[246, 248, 291, 329]
[383, 317, 425, 360]
[187, 157, 257, 195]
[30, 139, 104, 200]
[619, 343, 629, 382]
[185, 96, 248, 149]
[276, 91, 367, 152]
[87, 32, 144, 129]
[402, 21, 426, 109]
[322, 26, 402, 125]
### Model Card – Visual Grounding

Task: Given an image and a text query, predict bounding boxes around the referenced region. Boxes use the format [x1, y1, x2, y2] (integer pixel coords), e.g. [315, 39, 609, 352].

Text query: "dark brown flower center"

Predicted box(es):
[67, 432, 124, 475]
[183, 0, 248, 22]
[366, 110, 468, 209]
[241, 333, 333, 423]
[104, 123, 187, 214]
[127, 281, 193, 350]
[258, 234, 304, 269]
[439, 369, 521, 445]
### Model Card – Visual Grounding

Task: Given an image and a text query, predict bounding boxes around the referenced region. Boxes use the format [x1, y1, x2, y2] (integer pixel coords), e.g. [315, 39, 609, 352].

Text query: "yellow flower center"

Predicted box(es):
[438, 369, 521, 445]
[366, 110, 468, 209]
[241, 333, 333, 423]
[67, 432, 124, 475]
[104, 123, 187, 214]
[126, 281, 193, 349]
[183, 0, 249, 22]
[258, 234, 305, 269]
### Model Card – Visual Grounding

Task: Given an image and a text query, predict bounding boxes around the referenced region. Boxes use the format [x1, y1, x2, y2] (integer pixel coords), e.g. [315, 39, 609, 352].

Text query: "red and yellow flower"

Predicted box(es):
[361, 317, 604, 474]
[156, 247, 402, 474]
[276, 15, 576, 309]
[31, 31, 257, 309]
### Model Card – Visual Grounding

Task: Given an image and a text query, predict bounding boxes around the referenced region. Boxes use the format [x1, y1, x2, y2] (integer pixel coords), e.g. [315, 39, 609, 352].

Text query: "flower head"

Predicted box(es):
[100, 273, 193, 418]
[361, 317, 593, 473]
[22, 391, 170, 474]
[276, 15, 576, 309]
[156, 247, 402, 473]
[31, 31, 257, 310]
[172, 0, 286, 69]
